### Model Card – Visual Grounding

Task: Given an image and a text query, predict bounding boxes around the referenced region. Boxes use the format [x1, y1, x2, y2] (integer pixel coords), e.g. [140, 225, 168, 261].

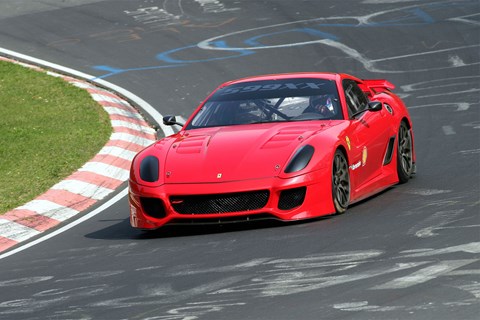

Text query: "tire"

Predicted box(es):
[397, 121, 414, 183]
[332, 150, 350, 214]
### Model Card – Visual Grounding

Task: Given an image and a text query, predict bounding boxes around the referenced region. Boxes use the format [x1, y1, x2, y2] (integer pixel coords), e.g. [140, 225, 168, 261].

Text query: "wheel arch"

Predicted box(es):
[331, 146, 351, 214]
[401, 116, 412, 129]
[399, 116, 416, 165]
[335, 144, 349, 163]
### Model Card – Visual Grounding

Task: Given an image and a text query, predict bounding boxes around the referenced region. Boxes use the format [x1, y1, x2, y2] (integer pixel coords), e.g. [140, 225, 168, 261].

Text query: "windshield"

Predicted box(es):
[186, 78, 342, 129]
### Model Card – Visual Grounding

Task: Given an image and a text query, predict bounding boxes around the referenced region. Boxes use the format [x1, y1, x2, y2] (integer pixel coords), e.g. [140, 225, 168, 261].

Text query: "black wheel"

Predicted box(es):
[397, 121, 414, 183]
[332, 150, 350, 214]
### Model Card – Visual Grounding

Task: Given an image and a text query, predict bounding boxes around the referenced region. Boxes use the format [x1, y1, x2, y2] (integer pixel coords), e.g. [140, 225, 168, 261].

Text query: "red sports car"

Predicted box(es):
[129, 73, 415, 230]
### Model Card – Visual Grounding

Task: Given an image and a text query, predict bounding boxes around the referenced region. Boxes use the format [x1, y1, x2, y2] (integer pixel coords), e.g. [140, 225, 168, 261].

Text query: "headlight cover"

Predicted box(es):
[284, 145, 315, 173]
[140, 156, 159, 182]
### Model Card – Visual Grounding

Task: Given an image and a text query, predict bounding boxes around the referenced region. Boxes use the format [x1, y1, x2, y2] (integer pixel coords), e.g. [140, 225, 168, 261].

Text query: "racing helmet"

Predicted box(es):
[309, 95, 335, 114]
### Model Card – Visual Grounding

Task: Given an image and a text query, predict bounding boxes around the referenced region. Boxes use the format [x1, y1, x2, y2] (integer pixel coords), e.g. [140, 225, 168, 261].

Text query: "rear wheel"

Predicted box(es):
[332, 150, 350, 214]
[397, 121, 414, 183]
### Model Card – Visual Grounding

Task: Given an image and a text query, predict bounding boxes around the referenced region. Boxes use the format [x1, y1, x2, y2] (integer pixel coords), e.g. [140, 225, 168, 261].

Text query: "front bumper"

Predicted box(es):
[129, 170, 334, 230]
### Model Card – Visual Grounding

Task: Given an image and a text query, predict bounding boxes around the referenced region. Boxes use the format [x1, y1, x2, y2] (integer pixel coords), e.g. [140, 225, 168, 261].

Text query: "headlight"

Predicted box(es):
[140, 156, 159, 182]
[284, 145, 315, 173]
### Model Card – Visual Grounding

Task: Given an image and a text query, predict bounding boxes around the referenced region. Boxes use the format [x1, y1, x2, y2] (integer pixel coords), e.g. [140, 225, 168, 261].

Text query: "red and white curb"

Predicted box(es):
[0, 57, 157, 252]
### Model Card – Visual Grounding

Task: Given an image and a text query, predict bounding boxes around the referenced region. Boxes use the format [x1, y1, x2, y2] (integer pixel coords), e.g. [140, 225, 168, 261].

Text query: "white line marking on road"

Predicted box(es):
[449, 13, 480, 26]
[408, 102, 471, 111]
[417, 88, 480, 99]
[0, 189, 128, 260]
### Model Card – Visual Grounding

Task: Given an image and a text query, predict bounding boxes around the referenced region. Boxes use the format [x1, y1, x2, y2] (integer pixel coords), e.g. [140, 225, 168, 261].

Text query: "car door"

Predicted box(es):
[342, 79, 393, 195]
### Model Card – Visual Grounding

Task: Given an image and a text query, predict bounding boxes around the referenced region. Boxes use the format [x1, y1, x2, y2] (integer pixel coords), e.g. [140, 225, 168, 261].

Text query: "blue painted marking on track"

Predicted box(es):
[92, 64, 187, 79]
[410, 8, 435, 24]
[156, 42, 254, 63]
[92, 42, 253, 79]
[91, 1, 477, 79]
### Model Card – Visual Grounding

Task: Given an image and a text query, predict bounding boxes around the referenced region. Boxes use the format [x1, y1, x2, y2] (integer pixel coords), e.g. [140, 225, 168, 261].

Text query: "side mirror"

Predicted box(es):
[351, 101, 383, 119]
[367, 101, 382, 112]
[162, 115, 184, 127]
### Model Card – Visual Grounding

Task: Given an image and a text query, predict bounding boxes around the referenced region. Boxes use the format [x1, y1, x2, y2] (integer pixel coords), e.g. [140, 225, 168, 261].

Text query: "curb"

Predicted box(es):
[0, 57, 157, 252]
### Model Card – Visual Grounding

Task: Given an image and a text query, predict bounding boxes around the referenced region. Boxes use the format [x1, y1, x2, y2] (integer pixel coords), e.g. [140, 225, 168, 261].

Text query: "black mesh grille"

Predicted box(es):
[278, 187, 307, 210]
[170, 190, 269, 214]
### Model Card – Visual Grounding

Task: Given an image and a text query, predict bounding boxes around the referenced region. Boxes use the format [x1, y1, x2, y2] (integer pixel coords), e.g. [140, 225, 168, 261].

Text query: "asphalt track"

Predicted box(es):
[0, 1, 479, 319]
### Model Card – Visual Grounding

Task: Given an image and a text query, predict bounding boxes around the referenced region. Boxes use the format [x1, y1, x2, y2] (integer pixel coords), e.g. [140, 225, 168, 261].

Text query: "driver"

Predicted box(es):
[304, 95, 336, 117]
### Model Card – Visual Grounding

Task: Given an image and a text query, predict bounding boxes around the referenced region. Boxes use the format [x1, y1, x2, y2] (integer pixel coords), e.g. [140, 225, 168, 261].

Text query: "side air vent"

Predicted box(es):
[140, 197, 167, 219]
[385, 103, 393, 115]
[383, 136, 396, 165]
[278, 187, 307, 210]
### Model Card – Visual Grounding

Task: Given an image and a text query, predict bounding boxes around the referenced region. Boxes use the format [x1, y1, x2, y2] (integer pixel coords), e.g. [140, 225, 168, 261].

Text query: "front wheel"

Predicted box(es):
[332, 150, 350, 214]
[397, 122, 414, 183]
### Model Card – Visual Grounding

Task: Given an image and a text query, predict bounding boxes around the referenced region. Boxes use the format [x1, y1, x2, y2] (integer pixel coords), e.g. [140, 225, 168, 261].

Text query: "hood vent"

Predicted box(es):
[262, 127, 316, 149]
[175, 136, 209, 154]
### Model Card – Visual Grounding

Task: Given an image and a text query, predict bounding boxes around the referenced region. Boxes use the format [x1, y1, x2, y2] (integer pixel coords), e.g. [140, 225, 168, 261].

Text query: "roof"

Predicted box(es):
[221, 72, 341, 86]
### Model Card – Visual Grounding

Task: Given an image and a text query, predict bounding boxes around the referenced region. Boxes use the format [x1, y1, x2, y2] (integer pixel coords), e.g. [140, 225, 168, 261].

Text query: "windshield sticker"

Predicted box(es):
[219, 82, 327, 95]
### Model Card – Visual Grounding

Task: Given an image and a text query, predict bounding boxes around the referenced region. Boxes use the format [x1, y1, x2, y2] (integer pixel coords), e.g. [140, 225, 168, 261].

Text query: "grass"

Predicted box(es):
[0, 60, 112, 214]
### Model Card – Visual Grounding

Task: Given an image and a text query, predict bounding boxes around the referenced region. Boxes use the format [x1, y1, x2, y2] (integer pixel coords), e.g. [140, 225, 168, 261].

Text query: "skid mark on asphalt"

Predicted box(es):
[124, 0, 239, 30]
[0, 239, 478, 318]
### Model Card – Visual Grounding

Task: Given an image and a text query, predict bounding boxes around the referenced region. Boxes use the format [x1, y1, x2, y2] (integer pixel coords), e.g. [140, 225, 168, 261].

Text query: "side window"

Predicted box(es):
[343, 79, 369, 118]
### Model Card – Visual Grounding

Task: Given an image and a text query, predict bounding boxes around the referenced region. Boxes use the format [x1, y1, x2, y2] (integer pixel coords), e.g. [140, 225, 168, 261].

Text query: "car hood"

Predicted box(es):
[162, 122, 338, 184]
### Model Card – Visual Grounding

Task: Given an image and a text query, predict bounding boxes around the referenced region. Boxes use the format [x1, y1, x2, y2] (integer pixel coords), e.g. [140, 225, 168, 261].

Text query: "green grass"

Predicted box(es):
[0, 60, 112, 214]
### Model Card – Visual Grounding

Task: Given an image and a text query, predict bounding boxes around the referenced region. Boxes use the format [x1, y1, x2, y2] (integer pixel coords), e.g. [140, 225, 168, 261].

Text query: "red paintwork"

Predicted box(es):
[129, 73, 415, 230]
